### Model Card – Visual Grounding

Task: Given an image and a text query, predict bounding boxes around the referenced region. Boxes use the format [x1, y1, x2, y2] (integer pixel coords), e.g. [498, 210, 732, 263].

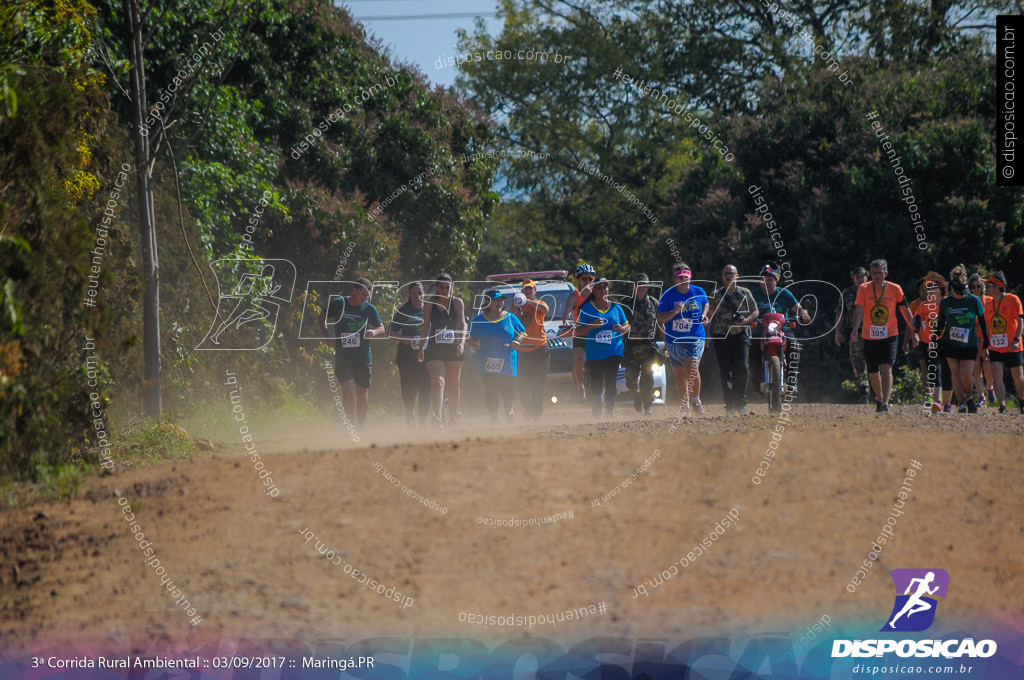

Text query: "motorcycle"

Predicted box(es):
[752, 311, 796, 414]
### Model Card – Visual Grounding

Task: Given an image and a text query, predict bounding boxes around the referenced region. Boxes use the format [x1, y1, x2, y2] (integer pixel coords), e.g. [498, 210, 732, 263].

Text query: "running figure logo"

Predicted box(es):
[198, 258, 296, 350]
[881, 568, 949, 632]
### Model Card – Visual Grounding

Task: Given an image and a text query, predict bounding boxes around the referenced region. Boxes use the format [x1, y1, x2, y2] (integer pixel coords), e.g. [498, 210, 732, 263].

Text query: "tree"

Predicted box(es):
[0, 0, 121, 477]
[454, 1, 1017, 282]
[122, 0, 161, 417]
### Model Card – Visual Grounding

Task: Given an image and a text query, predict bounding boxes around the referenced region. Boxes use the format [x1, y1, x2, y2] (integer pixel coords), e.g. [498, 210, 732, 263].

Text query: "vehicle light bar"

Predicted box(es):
[485, 270, 568, 281]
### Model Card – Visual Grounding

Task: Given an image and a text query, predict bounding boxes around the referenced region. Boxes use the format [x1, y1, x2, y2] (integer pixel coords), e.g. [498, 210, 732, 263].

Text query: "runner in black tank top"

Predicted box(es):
[416, 275, 466, 427]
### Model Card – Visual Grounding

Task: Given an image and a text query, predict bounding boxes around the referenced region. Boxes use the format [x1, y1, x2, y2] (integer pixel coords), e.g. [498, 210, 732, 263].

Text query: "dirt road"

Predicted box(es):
[2, 403, 1022, 656]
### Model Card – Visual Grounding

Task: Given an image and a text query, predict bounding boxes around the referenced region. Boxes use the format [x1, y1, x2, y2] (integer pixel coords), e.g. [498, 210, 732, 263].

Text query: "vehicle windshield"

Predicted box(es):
[535, 288, 572, 322]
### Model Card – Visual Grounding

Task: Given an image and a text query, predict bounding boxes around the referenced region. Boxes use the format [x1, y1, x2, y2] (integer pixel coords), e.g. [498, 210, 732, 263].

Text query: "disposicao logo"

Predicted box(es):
[832, 568, 997, 659]
[882, 568, 948, 632]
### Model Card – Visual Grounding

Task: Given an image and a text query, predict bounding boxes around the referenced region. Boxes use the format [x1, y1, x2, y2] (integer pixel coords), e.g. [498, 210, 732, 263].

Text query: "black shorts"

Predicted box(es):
[942, 343, 976, 362]
[334, 357, 372, 389]
[862, 337, 898, 373]
[573, 336, 586, 351]
[990, 349, 1024, 367]
[424, 338, 463, 363]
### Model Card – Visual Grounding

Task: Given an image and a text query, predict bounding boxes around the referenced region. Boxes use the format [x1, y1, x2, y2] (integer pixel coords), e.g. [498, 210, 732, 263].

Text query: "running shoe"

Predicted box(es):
[691, 398, 706, 415]
[882, 403, 892, 413]
[958, 403, 967, 414]
[987, 387, 997, 404]
[943, 404, 952, 414]
[645, 405, 654, 415]
[726, 406, 737, 414]
[929, 401, 942, 414]
[738, 406, 749, 415]
[966, 399, 978, 414]
[998, 404, 1008, 415]
[875, 400, 884, 413]
[1019, 404, 1024, 415]
[977, 396, 986, 408]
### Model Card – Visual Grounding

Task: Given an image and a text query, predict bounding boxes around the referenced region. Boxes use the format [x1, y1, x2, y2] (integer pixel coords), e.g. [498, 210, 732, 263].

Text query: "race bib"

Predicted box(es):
[340, 333, 361, 348]
[991, 333, 1009, 349]
[949, 326, 969, 344]
[485, 357, 505, 373]
[410, 335, 422, 350]
[869, 325, 888, 339]
[437, 329, 456, 344]
[596, 330, 613, 344]
[672, 318, 693, 333]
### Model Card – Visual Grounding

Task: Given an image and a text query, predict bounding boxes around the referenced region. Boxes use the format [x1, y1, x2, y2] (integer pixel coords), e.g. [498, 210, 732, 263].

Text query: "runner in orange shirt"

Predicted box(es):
[907, 277, 928, 376]
[512, 280, 550, 419]
[907, 272, 947, 412]
[983, 271, 1024, 414]
[850, 259, 918, 412]
[967, 273, 996, 406]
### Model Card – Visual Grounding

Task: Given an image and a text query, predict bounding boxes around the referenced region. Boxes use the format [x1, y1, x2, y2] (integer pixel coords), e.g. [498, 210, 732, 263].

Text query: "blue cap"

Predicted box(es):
[484, 289, 503, 300]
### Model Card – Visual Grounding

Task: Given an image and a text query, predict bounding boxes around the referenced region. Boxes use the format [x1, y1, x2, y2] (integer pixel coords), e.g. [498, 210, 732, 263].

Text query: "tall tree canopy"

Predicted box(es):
[463, 0, 1022, 285]
[1, 0, 500, 478]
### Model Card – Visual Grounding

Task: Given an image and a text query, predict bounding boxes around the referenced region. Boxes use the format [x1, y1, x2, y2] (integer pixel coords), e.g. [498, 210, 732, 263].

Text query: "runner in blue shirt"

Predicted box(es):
[577, 278, 629, 417]
[656, 264, 709, 414]
[469, 290, 526, 422]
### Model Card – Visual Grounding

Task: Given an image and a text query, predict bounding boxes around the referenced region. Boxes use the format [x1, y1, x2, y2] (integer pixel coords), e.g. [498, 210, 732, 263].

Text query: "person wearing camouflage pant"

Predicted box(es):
[708, 265, 759, 413]
[835, 266, 870, 402]
[621, 273, 661, 414]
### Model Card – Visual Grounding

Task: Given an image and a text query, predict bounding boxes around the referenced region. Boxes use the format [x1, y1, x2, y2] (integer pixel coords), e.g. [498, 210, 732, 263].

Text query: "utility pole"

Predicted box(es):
[123, 0, 162, 417]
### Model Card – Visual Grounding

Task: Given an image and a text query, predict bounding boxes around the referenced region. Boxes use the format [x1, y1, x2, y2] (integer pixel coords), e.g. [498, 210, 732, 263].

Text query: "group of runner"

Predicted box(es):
[317, 259, 1023, 427]
[834, 260, 1024, 414]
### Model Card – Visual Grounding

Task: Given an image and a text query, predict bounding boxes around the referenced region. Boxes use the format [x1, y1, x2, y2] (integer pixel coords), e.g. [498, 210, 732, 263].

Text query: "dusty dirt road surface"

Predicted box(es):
[2, 403, 1022, 655]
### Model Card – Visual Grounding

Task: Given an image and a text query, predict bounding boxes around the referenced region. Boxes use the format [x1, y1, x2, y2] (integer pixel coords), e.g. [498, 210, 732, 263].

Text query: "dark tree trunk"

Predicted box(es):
[123, 0, 161, 417]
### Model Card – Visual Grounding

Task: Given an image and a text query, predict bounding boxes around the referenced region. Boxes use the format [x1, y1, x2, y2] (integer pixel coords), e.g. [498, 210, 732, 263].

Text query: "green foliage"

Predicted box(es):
[118, 419, 199, 464]
[455, 1, 1024, 402]
[78, 0, 498, 440]
[35, 462, 92, 502]
[0, 477, 20, 506]
[95, 0, 496, 278]
[891, 366, 925, 405]
[843, 366, 925, 405]
[0, 0, 120, 479]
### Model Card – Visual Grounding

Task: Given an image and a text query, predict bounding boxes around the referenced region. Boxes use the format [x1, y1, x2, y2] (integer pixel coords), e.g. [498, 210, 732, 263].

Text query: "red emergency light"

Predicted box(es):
[485, 270, 568, 282]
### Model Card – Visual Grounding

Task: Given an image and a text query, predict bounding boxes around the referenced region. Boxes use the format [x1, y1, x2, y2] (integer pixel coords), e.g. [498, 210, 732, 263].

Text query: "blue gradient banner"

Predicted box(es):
[3, 619, 1022, 680]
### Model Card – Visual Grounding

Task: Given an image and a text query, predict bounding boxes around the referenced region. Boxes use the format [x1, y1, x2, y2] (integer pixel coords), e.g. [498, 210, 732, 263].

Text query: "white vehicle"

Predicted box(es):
[485, 271, 667, 407]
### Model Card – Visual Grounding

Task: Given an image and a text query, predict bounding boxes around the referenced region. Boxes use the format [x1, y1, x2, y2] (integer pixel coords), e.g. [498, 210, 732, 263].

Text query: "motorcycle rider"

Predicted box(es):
[751, 264, 810, 396]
